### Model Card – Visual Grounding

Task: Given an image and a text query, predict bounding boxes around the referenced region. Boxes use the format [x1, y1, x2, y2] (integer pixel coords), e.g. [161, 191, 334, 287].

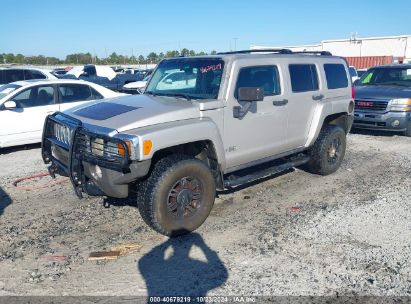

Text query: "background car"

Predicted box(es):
[0, 67, 57, 85]
[0, 79, 125, 148]
[121, 74, 152, 94]
[349, 66, 359, 83]
[353, 64, 411, 136]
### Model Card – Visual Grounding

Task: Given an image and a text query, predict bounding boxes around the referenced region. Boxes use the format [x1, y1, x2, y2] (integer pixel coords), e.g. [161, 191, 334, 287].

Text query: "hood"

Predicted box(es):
[355, 85, 411, 100]
[123, 80, 147, 89]
[63, 94, 202, 132]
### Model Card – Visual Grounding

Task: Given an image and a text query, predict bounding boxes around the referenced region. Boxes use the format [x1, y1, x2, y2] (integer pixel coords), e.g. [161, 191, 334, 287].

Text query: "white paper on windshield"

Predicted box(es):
[407, 69, 411, 76]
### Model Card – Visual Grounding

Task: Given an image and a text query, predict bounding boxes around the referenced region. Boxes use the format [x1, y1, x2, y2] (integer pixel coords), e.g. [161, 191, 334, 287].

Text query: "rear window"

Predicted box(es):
[25, 69, 47, 80]
[324, 64, 349, 89]
[3, 69, 25, 84]
[289, 64, 319, 92]
[58, 84, 95, 103]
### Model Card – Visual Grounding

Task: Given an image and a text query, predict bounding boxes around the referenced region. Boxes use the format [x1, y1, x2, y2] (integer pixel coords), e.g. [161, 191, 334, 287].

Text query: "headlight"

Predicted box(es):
[389, 98, 411, 112]
[91, 138, 104, 157]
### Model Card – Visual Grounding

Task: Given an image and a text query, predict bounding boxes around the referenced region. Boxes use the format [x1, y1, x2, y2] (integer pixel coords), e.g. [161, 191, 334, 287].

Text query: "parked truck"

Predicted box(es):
[42, 50, 354, 236]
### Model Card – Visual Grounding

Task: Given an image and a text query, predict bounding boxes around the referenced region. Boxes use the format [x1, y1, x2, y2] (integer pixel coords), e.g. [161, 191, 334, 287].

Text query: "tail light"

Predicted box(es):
[351, 86, 355, 99]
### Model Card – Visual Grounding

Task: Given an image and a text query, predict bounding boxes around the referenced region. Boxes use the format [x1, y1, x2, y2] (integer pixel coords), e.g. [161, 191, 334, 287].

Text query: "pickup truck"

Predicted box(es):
[62, 64, 146, 91]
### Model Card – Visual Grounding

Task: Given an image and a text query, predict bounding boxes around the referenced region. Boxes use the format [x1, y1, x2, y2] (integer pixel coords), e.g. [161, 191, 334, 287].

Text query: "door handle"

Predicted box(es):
[272, 99, 288, 106]
[312, 94, 324, 101]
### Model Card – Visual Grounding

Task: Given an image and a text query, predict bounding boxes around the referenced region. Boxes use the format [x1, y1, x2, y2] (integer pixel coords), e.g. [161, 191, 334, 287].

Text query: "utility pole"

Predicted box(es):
[233, 37, 238, 51]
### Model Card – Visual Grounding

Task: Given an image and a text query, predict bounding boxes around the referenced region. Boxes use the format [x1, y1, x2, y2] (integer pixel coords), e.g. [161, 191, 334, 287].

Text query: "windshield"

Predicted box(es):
[0, 84, 21, 99]
[145, 58, 224, 100]
[358, 67, 411, 87]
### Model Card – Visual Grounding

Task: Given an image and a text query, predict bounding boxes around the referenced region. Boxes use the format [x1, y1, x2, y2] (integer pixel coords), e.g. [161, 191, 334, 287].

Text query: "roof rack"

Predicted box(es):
[217, 49, 333, 56]
[217, 49, 293, 55]
[292, 51, 332, 56]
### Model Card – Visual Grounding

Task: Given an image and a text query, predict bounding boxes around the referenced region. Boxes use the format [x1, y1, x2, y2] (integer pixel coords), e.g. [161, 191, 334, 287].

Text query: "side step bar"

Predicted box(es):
[223, 154, 310, 188]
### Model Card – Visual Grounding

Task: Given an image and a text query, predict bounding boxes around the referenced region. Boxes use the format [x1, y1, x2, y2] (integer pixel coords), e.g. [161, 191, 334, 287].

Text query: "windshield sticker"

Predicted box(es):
[200, 63, 222, 74]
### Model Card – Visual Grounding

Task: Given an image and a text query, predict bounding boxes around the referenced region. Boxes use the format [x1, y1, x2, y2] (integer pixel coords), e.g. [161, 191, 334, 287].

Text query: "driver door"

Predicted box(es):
[223, 63, 288, 171]
[0, 85, 58, 146]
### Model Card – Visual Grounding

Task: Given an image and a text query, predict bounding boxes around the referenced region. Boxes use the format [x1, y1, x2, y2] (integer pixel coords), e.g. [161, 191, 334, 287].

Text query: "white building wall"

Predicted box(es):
[251, 35, 411, 59]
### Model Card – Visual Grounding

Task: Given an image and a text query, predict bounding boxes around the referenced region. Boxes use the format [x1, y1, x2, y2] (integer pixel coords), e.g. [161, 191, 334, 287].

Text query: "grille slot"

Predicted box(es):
[355, 100, 388, 112]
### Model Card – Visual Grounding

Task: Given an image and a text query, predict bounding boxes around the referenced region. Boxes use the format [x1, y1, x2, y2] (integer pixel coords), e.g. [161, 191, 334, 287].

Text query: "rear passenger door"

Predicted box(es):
[283, 63, 324, 149]
[58, 83, 103, 111]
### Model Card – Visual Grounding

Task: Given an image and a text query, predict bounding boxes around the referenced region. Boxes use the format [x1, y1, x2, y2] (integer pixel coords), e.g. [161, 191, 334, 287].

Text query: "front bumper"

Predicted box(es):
[42, 113, 150, 198]
[353, 111, 410, 132]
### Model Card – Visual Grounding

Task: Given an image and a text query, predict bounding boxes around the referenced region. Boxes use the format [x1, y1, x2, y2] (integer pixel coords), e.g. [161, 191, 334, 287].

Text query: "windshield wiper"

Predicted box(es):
[144, 90, 156, 96]
[153, 92, 193, 101]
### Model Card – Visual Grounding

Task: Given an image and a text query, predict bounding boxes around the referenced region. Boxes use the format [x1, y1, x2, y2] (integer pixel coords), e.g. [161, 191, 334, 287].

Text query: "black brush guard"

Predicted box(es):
[42, 112, 131, 199]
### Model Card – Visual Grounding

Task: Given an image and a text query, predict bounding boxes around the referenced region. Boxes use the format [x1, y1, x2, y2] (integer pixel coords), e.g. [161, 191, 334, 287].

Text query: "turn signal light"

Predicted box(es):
[143, 140, 153, 156]
[117, 141, 132, 156]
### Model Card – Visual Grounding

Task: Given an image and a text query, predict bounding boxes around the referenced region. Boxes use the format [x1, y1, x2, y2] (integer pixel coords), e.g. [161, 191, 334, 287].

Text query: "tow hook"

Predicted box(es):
[48, 165, 57, 179]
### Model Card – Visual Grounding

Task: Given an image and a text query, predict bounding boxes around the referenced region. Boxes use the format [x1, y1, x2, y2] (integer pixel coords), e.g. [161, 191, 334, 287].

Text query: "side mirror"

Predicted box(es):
[234, 87, 264, 119]
[238, 87, 264, 102]
[3, 100, 17, 110]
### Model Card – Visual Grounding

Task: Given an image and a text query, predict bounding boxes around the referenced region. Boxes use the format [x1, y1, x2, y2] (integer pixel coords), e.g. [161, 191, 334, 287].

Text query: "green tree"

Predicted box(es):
[147, 52, 158, 63]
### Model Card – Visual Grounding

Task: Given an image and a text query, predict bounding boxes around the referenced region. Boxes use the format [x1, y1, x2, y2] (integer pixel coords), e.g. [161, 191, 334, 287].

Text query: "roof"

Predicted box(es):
[369, 64, 411, 69]
[10, 79, 94, 87]
[162, 50, 342, 62]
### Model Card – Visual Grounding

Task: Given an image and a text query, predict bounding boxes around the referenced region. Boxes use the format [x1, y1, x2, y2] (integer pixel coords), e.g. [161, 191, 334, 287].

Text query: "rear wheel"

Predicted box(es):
[137, 155, 216, 237]
[305, 125, 346, 175]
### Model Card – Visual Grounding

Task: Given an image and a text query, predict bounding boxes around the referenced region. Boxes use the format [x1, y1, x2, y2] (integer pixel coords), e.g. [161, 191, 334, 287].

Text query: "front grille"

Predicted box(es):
[355, 100, 388, 112]
[53, 121, 74, 147]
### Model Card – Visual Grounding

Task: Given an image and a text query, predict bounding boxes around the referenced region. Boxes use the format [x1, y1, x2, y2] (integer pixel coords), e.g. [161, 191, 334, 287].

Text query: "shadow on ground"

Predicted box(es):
[0, 186, 12, 218]
[138, 233, 228, 299]
[350, 128, 404, 137]
[0, 143, 41, 155]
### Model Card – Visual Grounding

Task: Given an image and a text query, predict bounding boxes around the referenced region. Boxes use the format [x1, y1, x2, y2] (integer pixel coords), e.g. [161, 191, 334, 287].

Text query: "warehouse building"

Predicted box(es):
[251, 34, 411, 69]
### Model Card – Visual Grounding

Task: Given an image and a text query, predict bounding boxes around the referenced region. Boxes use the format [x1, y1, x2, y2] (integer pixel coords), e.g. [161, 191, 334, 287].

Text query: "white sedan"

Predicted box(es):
[0, 79, 124, 148]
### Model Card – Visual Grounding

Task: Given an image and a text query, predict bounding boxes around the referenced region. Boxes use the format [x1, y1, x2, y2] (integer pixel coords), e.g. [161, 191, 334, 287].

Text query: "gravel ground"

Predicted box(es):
[0, 132, 410, 298]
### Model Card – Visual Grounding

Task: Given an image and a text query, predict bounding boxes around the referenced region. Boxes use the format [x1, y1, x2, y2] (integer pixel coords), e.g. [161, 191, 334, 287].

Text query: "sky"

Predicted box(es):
[1, 0, 410, 59]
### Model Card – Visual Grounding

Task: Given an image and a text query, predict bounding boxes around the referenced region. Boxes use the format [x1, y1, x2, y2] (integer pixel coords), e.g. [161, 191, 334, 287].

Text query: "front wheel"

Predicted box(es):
[137, 155, 216, 237]
[305, 125, 347, 175]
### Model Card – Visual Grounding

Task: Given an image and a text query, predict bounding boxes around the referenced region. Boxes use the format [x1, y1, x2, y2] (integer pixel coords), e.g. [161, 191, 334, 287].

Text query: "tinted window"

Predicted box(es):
[90, 87, 104, 100]
[25, 69, 47, 80]
[348, 67, 357, 77]
[235, 66, 280, 98]
[4, 69, 25, 84]
[289, 64, 319, 92]
[84, 65, 97, 76]
[324, 64, 349, 89]
[12, 85, 54, 108]
[58, 84, 95, 103]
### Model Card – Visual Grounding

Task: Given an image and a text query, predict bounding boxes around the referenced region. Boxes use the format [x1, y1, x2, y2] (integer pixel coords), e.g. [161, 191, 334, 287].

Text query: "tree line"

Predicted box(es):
[0, 49, 217, 66]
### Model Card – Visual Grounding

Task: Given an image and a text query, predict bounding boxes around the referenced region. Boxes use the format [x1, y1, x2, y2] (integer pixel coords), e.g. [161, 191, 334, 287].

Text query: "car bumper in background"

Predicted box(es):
[353, 111, 410, 131]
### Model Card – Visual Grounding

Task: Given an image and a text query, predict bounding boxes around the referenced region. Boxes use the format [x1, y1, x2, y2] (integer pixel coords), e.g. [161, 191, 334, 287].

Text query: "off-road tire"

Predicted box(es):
[305, 125, 346, 175]
[137, 155, 216, 237]
[404, 121, 411, 137]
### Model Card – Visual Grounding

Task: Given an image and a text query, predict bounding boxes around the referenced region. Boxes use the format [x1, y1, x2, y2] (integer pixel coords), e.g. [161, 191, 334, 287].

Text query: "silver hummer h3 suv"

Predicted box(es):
[42, 49, 354, 236]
